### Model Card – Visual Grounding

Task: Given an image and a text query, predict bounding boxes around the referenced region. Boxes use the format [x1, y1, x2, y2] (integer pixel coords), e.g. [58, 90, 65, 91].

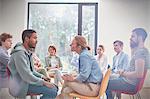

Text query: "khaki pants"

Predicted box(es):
[59, 81, 100, 99]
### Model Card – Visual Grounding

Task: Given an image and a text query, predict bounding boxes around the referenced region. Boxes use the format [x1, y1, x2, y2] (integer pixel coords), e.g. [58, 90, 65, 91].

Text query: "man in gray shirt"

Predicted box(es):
[0, 33, 12, 88]
[106, 28, 150, 99]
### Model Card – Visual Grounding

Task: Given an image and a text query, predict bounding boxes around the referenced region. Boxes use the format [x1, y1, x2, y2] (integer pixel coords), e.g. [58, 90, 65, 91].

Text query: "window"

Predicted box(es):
[28, 3, 98, 70]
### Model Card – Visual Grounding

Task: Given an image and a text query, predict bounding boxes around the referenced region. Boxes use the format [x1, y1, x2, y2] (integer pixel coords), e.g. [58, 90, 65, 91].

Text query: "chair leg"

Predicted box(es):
[136, 92, 141, 99]
[132, 95, 134, 99]
[73, 97, 76, 99]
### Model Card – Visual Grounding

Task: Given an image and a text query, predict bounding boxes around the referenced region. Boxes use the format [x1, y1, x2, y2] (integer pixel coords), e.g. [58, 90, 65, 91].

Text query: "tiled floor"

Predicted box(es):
[1, 87, 150, 99]
[121, 87, 150, 99]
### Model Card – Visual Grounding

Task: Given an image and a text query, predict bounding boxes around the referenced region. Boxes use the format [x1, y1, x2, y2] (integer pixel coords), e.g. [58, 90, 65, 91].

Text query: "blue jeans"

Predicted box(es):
[106, 77, 136, 99]
[28, 84, 58, 99]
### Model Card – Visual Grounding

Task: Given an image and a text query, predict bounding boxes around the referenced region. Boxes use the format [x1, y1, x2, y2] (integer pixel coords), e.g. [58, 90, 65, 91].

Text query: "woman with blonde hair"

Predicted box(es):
[57, 35, 103, 99]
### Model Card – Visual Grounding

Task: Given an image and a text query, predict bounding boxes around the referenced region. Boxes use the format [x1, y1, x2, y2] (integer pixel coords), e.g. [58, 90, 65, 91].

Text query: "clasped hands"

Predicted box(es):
[42, 76, 56, 88]
[116, 69, 125, 76]
[62, 74, 75, 81]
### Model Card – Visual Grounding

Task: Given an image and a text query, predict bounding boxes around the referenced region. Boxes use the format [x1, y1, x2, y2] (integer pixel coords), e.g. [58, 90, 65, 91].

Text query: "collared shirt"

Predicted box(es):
[76, 49, 103, 84]
[112, 51, 129, 73]
[113, 51, 122, 73]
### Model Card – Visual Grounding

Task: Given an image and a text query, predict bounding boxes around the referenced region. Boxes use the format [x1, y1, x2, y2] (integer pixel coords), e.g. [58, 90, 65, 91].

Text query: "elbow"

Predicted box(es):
[136, 72, 144, 78]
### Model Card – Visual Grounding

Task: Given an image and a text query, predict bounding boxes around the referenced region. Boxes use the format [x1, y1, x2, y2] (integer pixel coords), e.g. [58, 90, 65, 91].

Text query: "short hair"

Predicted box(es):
[74, 35, 87, 49]
[22, 29, 36, 43]
[132, 28, 147, 42]
[48, 45, 56, 52]
[0, 33, 12, 46]
[98, 45, 105, 51]
[113, 40, 123, 46]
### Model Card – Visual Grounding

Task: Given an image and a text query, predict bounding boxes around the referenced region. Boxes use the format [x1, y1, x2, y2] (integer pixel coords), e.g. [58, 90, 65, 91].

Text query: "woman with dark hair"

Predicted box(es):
[95, 45, 108, 74]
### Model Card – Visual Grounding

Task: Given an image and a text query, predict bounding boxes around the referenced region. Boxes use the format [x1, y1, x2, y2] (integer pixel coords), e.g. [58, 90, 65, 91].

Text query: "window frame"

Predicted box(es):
[27, 2, 98, 54]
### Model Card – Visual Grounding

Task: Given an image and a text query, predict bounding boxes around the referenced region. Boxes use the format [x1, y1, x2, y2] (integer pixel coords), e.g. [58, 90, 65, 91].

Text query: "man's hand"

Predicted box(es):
[118, 69, 125, 76]
[42, 76, 51, 82]
[43, 81, 56, 88]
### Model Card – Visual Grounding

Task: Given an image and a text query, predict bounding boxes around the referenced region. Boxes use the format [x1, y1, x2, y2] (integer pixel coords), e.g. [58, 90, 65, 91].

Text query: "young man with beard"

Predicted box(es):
[106, 28, 150, 99]
[8, 29, 58, 99]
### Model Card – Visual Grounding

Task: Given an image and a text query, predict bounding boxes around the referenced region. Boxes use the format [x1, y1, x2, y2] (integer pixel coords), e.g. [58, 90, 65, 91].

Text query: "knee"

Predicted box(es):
[48, 88, 58, 98]
[66, 82, 75, 86]
[61, 86, 73, 94]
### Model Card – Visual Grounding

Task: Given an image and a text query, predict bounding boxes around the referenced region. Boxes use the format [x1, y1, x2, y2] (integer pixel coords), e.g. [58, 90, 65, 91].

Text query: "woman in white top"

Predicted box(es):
[95, 45, 108, 74]
[45, 45, 63, 85]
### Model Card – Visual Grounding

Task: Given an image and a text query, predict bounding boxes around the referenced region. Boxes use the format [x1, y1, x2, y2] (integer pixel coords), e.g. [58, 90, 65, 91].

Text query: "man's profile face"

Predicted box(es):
[28, 32, 37, 49]
[130, 32, 138, 48]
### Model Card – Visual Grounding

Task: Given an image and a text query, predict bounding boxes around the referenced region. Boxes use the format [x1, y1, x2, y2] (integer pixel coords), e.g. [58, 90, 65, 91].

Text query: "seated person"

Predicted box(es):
[8, 29, 58, 99]
[45, 45, 63, 85]
[111, 40, 129, 99]
[70, 51, 79, 73]
[31, 48, 48, 77]
[95, 44, 108, 74]
[106, 28, 150, 99]
[0, 33, 12, 88]
[57, 35, 103, 99]
[70, 46, 92, 74]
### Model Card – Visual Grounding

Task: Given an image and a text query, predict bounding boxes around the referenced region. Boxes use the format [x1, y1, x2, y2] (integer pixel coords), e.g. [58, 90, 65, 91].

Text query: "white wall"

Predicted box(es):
[0, 0, 2, 32]
[148, 0, 150, 31]
[99, 0, 149, 64]
[1, 0, 26, 45]
[100, 0, 150, 87]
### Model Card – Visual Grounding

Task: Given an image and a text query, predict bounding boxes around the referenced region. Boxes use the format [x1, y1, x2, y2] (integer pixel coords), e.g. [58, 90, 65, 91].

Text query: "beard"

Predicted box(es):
[130, 40, 138, 48]
[28, 42, 36, 49]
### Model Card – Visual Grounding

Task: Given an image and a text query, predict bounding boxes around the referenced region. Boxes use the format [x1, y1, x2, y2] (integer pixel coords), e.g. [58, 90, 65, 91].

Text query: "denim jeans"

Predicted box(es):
[28, 84, 58, 99]
[106, 77, 136, 99]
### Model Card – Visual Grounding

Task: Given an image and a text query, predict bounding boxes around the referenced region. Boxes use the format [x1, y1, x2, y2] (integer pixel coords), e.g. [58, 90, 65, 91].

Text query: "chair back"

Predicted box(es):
[99, 68, 111, 97]
[116, 69, 148, 95]
[135, 69, 147, 92]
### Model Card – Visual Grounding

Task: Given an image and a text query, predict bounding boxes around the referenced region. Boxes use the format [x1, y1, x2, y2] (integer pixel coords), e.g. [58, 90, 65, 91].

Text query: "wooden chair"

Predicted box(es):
[69, 68, 111, 99]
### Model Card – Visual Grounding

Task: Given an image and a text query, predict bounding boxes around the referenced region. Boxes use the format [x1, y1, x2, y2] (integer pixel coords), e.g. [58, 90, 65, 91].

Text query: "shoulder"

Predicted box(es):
[135, 48, 149, 56]
[0, 47, 5, 54]
[45, 55, 51, 59]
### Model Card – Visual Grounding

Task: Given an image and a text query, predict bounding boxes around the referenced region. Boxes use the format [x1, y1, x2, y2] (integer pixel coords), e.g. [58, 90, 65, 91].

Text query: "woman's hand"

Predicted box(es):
[62, 74, 74, 81]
